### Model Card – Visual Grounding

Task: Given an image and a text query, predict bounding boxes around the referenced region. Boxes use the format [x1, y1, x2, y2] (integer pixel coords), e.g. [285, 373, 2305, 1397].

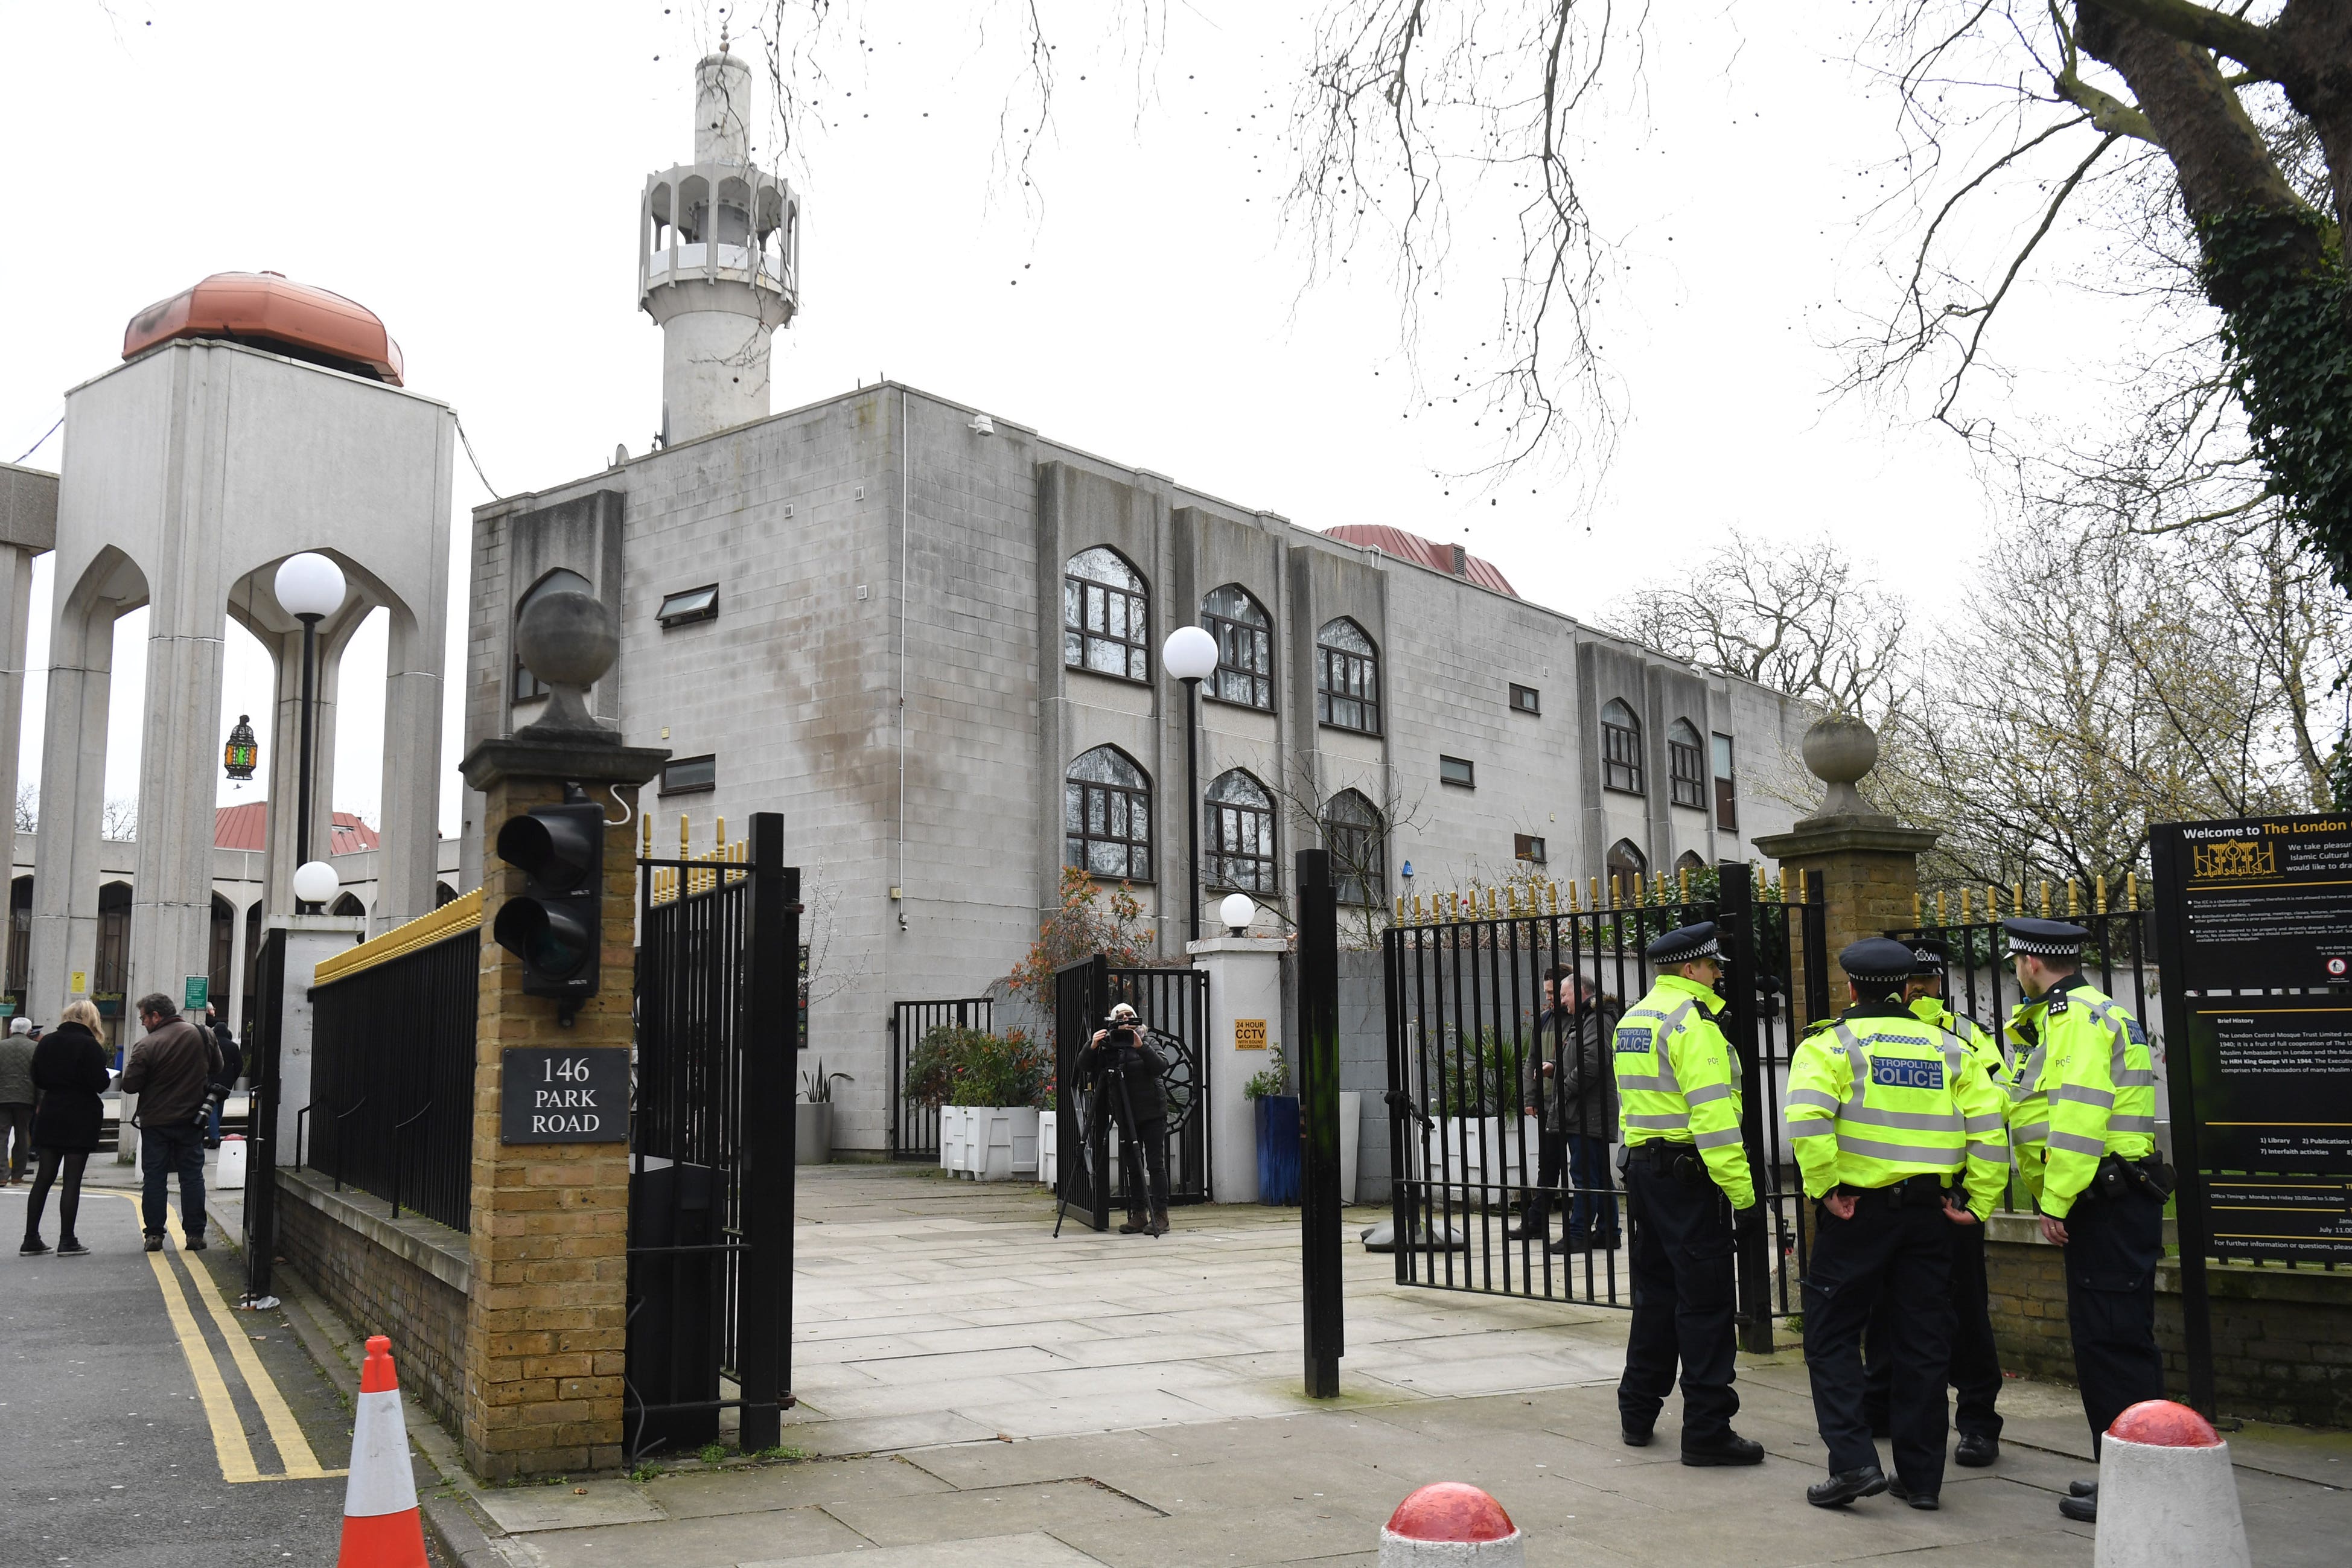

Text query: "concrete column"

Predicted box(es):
[457, 732, 665, 1480]
[29, 592, 124, 1034]
[257, 611, 362, 915]
[0, 546, 40, 867]
[267, 914, 369, 1159]
[223, 893, 250, 1060]
[1189, 935, 1287, 1205]
[126, 580, 230, 1031]
[373, 602, 445, 937]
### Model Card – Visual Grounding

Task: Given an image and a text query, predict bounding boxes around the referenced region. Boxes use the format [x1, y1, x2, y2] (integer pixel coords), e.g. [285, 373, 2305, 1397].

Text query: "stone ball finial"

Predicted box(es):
[514, 589, 617, 735]
[1800, 713, 1882, 821]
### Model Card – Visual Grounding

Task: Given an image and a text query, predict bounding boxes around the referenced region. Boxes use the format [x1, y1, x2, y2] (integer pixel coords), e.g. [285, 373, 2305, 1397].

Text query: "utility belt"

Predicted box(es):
[2082, 1152, 2176, 1205]
[1834, 1173, 1952, 1211]
[1625, 1137, 1707, 1188]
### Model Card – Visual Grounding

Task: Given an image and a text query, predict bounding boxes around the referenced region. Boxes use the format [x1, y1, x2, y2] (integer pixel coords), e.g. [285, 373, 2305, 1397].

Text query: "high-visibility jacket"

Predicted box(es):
[2004, 976, 2156, 1217]
[1612, 974, 1754, 1209]
[1785, 1001, 2009, 1220]
[1910, 995, 2006, 1082]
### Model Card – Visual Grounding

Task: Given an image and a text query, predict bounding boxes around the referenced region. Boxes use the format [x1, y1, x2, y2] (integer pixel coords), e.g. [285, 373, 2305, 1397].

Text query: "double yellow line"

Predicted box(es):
[131, 1196, 344, 1484]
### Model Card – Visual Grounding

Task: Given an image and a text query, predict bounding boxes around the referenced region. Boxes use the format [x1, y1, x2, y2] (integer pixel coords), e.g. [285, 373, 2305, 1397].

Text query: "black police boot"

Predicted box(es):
[1118, 1205, 1147, 1234]
[1621, 1423, 1653, 1448]
[1806, 1467, 1888, 1508]
[2068, 1480, 2098, 1498]
[1680, 1432, 1764, 1467]
[1547, 1229, 1589, 1254]
[1885, 1477, 1939, 1511]
[1954, 1432, 1998, 1468]
[1505, 1206, 1547, 1241]
[2059, 1489, 2098, 1523]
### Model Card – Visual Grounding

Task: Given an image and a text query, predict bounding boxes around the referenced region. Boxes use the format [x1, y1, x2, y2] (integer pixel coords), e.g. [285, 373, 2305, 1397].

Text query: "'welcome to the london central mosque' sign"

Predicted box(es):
[500, 1047, 630, 1144]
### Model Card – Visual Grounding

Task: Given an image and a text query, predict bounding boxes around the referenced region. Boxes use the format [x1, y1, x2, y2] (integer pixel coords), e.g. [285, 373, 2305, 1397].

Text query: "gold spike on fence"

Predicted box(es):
[1487, 885, 1500, 917]
[1958, 887, 1971, 922]
[1678, 865, 1691, 902]
[2038, 879, 2050, 916]
[1567, 879, 1581, 912]
[2067, 879, 2080, 916]
[1936, 889, 1948, 923]
[1913, 892, 1923, 926]
[2096, 874, 2109, 914]
[2011, 882, 2023, 916]
[2127, 870, 2140, 910]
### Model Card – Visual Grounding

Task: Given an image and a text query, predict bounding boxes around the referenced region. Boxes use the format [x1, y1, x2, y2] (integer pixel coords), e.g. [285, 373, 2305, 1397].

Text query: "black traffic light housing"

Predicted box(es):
[492, 786, 605, 1018]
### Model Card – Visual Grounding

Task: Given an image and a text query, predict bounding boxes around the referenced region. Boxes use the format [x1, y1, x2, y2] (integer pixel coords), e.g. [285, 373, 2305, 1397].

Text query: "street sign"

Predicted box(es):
[499, 1047, 629, 1144]
[1234, 1018, 1267, 1050]
[183, 975, 209, 1014]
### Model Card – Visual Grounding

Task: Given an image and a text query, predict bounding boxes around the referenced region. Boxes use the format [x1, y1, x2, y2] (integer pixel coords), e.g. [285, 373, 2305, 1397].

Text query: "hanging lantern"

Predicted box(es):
[223, 714, 258, 782]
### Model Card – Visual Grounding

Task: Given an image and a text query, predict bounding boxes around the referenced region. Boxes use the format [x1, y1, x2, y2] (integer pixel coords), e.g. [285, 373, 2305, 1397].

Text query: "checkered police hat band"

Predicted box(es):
[2006, 935, 2079, 957]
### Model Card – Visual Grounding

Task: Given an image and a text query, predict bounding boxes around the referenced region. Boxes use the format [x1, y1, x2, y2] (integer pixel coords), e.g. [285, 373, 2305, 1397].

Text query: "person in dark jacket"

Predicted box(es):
[21, 1001, 112, 1256]
[1511, 966, 1578, 1248]
[202, 1005, 242, 1149]
[0, 1016, 34, 1185]
[1088, 1002, 1171, 1236]
[1558, 977, 1624, 1251]
[118, 993, 220, 1252]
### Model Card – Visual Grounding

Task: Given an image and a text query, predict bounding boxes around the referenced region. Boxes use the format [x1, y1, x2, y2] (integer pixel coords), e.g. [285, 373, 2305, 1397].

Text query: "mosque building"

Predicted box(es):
[461, 45, 1813, 1154]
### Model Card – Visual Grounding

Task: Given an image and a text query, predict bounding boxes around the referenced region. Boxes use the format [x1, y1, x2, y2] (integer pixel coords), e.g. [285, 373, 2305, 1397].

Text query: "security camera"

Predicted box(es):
[968, 413, 996, 436]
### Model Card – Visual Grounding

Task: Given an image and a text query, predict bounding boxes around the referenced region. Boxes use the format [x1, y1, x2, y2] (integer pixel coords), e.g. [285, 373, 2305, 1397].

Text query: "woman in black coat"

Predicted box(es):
[21, 1001, 111, 1257]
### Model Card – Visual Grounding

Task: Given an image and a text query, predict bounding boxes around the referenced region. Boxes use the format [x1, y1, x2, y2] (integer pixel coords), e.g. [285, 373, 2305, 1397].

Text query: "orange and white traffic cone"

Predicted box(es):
[337, 1336, 429, 1568]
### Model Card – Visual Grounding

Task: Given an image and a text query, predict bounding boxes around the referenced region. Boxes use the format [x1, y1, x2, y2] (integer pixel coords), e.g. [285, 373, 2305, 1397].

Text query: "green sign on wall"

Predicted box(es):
[183, 975, 209, 1014]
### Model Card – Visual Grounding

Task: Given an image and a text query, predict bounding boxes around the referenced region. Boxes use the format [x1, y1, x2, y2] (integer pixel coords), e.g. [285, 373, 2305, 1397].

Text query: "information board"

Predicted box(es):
[2166, 816, 2352, 989]
[500, 1047, 630, 1144]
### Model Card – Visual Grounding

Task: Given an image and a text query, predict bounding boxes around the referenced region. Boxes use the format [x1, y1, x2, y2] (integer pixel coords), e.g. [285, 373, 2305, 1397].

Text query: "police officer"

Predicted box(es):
[1860, 938, 2010, 1467]
[2002, 917, 2166, 1524]
[1788, 939, 2007, 1511]
[1611, 922, 1764, 1467]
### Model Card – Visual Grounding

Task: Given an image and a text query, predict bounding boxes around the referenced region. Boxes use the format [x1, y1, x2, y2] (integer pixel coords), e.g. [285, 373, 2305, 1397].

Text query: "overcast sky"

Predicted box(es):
[0, 1, 2142, 838]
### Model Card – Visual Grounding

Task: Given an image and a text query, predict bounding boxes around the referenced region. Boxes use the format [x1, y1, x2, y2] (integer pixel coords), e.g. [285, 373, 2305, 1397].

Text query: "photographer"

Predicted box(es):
[1087, 1002, 1170, 1237]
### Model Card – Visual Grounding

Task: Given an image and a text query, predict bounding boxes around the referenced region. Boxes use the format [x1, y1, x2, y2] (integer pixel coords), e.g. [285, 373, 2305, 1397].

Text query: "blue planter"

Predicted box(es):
[1256, 1094, 1301, 1206]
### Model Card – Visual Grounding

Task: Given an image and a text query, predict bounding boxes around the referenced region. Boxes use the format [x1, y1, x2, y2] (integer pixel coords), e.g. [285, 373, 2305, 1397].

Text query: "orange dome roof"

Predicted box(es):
[123, 272, 404, 385]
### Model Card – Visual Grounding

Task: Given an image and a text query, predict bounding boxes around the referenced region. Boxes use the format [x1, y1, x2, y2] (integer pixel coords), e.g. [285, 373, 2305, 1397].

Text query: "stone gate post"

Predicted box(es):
[1751, 716, 1938, 1031]
[1189, 934, 1286, 1204]
[456, 729, 664, 1479]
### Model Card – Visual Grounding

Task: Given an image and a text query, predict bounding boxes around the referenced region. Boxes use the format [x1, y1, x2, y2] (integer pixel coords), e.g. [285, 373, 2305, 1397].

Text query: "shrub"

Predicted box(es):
[906, 1026, 1051, 1110]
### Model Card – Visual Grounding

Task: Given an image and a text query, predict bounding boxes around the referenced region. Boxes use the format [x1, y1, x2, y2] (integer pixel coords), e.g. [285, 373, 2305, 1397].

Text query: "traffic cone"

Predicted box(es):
[1380, 1482, 1524, 1566]
[337, 1336, 429, 1568]
[2092, 1400, 2251, 1568]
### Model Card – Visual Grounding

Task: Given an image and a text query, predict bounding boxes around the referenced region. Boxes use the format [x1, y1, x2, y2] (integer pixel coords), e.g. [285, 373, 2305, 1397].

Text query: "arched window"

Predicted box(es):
[1065, 746, 1153, 881]
[209, 894, 235, 1010]
[1322, 789, 1387, 907]
[435, 882, 459, 908]
[1602, 699, 1643, 795]
[330, 893, 367, 919]
[1316, 618, 1382, 735]
[95, 882, 132, 1013]
[1206, 770, 1277, 892]
[514, 568, 593, 701]
[1605, 838, 1647, 903]
[1675, 850, 1707, 879]
[6, 876, 29, 999]
[1063, 547, 1150, 683]
[1202, 585, 1274, 710]
[1668, 719, 1706, 809]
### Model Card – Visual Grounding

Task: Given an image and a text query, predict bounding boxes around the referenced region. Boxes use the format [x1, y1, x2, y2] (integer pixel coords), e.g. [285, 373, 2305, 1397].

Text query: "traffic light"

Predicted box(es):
[492, 791, 605, 1007]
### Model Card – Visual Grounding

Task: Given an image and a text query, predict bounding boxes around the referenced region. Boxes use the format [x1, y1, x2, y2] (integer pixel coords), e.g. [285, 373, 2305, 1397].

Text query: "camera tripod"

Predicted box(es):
[1052, 1047, 1143, 1239]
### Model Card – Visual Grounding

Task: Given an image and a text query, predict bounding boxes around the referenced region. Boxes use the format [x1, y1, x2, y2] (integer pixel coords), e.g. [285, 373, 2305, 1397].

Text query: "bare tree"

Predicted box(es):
[1601, 532, 1913, 725]
[14, 784, 33, 834]
[1259, 752, 1429, 949]
[101, 798, 135, 842]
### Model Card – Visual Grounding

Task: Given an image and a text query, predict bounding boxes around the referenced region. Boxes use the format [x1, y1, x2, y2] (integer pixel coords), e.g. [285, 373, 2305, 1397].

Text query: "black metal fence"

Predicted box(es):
[887, 997, 993, 1159]
[1891, 902, 2155, 1212]
[307, 929, 479, 1232]
[1382, 870, 1826, 1345]
[629, 814, 798, 1458]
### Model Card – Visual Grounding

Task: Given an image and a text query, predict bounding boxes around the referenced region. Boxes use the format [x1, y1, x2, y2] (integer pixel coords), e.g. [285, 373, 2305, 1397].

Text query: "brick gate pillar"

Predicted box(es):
[1751, 716, 1938, 1033]
[457, 731, 666, 1479]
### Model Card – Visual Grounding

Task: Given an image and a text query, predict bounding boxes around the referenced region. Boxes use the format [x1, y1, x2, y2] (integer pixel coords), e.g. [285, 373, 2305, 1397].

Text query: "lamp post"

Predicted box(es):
[273, 553, 346, 911]
[1161, 625, 1219, 942]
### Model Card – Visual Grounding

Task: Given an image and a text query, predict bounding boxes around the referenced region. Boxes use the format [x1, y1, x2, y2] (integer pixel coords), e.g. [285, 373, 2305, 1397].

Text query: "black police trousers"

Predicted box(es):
[1862, 1220, 2002, 1440]
[1804, 1193, 1954, 1493]
[1618, 1159, 1739, 1445]
[2063, 1188, 2165, 1453]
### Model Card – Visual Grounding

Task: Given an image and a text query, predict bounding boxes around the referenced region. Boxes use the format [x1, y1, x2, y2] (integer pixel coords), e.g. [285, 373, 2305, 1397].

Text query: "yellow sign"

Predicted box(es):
[1234, 1019, 1267, 1050]
[69, 969, 87, 995]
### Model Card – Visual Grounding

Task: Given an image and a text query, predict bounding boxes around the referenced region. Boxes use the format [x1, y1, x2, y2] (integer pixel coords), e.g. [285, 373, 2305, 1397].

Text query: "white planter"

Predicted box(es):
[957, 1106, 1041, 1182]
[1040, 1111, 1058, 1188]
[1430, 1115, 1540, 1209]
[1338, 1091, 1362, 1205]
[939, 1104, 972, 1175]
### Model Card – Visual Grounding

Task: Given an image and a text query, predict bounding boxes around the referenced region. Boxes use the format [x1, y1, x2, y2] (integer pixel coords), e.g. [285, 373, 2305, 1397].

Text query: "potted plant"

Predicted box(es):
[797, 1059, 852, 1165]
[1430, 1030, 1534, 1209]
[907, 1026, 1049, 1181]
[1247, 1047, 1299, 1206]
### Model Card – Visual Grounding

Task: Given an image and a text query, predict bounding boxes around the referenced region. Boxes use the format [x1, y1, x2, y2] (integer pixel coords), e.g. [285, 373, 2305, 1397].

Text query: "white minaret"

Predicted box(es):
[639, 40, 800, 445]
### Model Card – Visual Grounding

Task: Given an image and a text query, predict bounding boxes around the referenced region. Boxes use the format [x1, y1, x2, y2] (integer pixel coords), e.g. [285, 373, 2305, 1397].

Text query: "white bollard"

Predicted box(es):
[1379, 1482, 1524, 1567]
[2092, 1400, 2251, 1568]
[214, 1134, 246, 1190]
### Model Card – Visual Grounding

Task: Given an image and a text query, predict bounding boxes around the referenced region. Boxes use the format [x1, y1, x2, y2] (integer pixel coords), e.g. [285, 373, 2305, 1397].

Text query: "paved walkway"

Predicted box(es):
[330, 1165, 2347, 1567]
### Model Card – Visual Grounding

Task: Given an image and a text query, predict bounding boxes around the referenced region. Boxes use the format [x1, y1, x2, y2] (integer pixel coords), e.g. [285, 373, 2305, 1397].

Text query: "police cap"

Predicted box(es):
[2003, 917, 2087, 960]
[1645, 922, 1719, 966]
[1840, 937, 1917, 992]
[1907, 936, 1948, 977]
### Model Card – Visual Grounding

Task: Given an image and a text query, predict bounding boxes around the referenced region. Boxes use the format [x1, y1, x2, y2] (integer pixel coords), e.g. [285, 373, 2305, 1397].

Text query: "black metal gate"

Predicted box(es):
[888, 997, 994, 1159]
[1051, 957, 1211, 1230]
[1382, 867, 1825, 1346]
[629, 813, 799, 1456]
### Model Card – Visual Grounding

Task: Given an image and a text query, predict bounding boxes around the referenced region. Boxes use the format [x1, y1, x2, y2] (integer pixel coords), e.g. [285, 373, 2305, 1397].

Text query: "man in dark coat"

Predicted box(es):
[1088, 1002, 1171, 1236]
[21, 1001, 112, 1256]
[118, 993, 220, 1252]
[202, 1005, 243, 1149]
[0, 1016, 34, 1185]
[1558, 975, 1624, 1250]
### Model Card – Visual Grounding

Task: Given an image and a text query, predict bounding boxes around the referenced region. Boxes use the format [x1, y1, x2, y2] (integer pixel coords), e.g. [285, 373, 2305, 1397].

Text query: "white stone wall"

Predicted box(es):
[467, 381, 1811, 1152]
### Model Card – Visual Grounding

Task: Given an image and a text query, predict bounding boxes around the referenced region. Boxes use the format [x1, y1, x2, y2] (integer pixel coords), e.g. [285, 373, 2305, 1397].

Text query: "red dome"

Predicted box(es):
[1383, 1483, 1516, 1542]
[1323, 526, 1518, 598]
[123, 272, 404, 385]
[2110, 1400, 2222, 1447]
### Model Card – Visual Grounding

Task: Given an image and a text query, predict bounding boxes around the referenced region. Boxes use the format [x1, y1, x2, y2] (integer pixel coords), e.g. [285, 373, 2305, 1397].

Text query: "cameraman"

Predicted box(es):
[1088, 1002, 1170, 1237]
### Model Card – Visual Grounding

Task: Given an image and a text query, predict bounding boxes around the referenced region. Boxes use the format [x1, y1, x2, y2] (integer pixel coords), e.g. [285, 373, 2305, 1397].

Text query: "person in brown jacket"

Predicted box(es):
[118, 992, 220, 1252]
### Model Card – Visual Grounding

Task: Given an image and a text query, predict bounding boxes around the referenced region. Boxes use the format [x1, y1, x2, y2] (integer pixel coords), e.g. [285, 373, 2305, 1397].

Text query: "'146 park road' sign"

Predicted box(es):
[500, 1047, 630, 1144]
